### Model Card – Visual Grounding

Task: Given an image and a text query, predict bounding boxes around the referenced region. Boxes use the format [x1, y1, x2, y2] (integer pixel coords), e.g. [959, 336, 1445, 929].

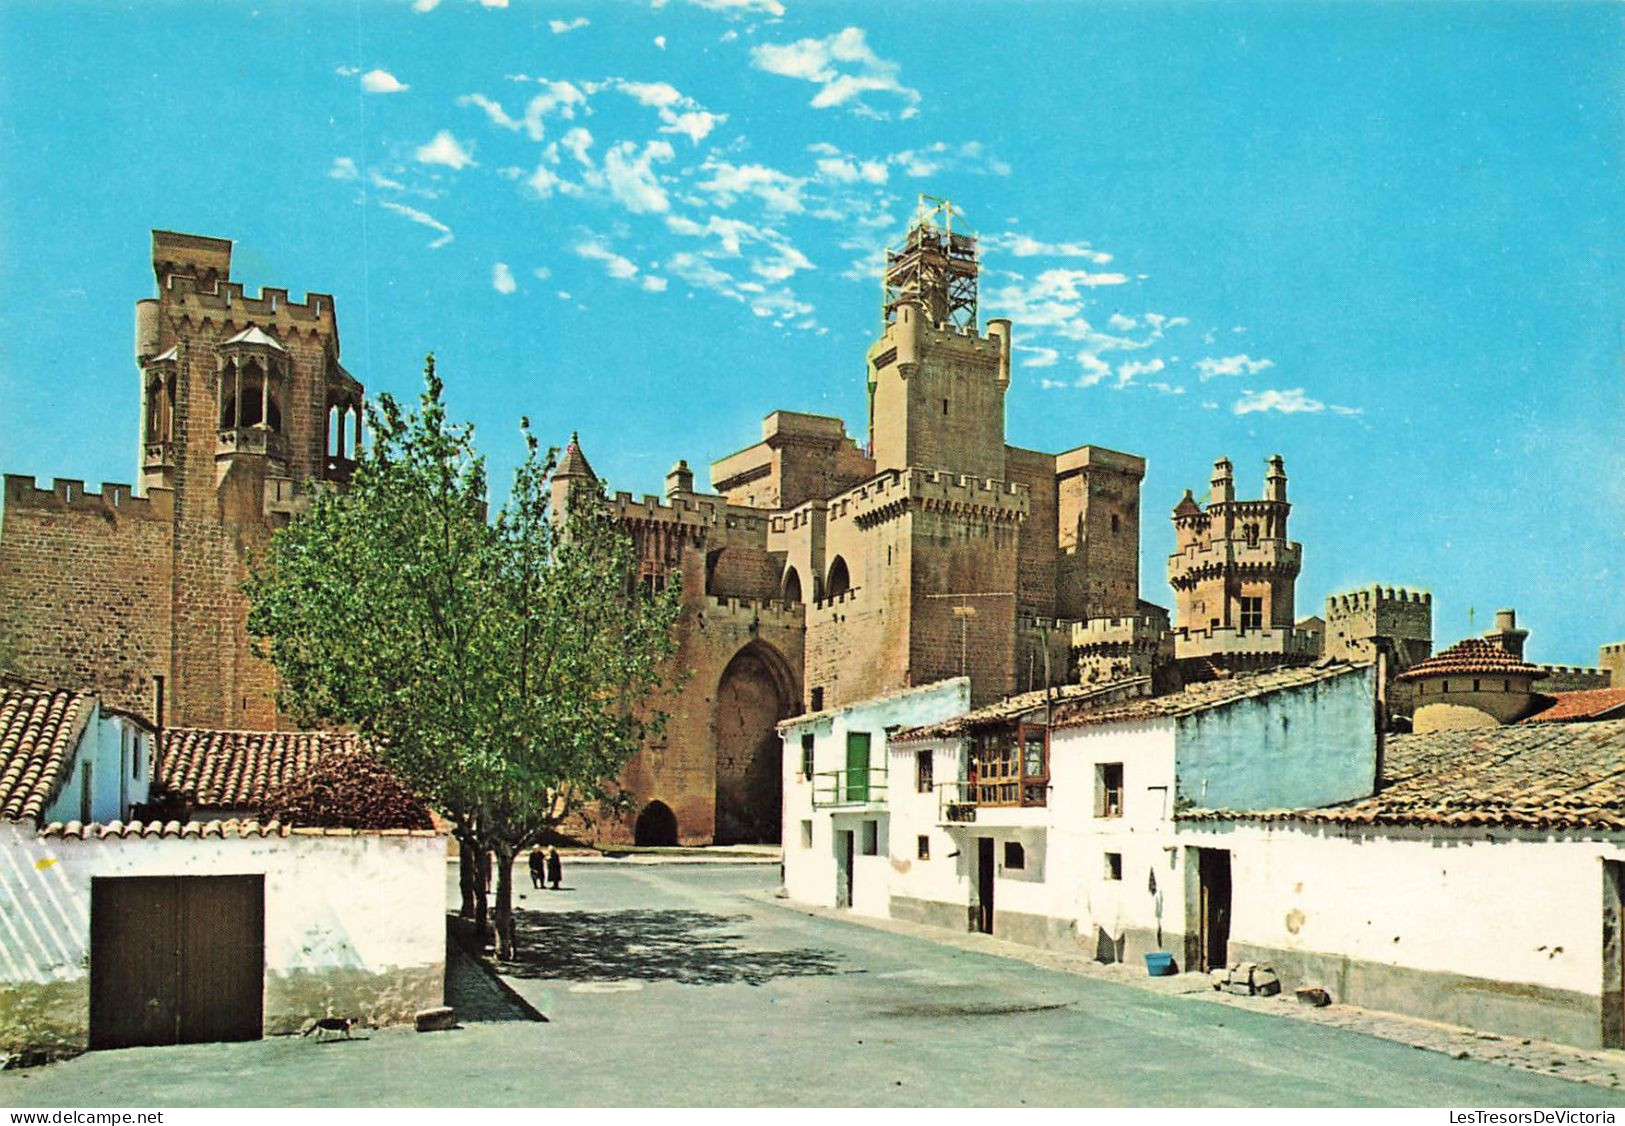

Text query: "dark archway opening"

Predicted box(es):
[826, 556, 851, 600]
[635, 801, 679, 847]
[713, 641, 795, 845]
[782, 566, 803, 604]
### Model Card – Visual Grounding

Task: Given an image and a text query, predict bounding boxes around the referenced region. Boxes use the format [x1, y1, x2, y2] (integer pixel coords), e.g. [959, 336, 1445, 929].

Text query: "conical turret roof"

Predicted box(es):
[555, 431, 596, 480]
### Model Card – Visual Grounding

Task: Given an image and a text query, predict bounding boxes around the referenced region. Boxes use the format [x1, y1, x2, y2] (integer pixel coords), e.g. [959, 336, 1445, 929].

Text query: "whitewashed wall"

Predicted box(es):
[781, 678, 970, 915]
[40, 707, 151, 827]
[1179, 819, 1625, 1046]
[0, 822, 446, 1052]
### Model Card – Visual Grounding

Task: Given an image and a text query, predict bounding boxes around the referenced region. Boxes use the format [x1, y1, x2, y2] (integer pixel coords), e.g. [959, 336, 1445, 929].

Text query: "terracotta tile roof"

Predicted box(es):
[36, 818, 440, 840]
[555, 431, 595, 480]
[1395, 637, 1545, 682]
[160, 728, 361, 811]
[1180, 717, 1625, 830]
[0, 685, 94, 822]
[890, 677, 1152, 743]
[893, 661, 1370, 743]
[1524, 688, 1625, 724]
[1052, 662, 1370, 731]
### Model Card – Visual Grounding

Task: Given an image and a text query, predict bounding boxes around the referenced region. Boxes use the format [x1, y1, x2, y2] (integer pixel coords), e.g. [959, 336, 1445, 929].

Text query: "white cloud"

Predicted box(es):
[526, 164, 562, 198]
[1233, 388, 1323, 415]
[549, 17, 589, 33]
[328, 157, 359, 181]
[603, 140, 674, 214]
[1330, 404, 1364, 416]
[1196, 354, 1274, 381]
[1147, 381, 1185, 396]
[478, 0, 509, 8]
[1107, 313, 1137, 331]
[575, 238, 641, 280]
[379, 201, 453, 248]
[688, 0, 784, 14]
[642, 275, 669, 292]
[654, 36, 667, 49]
[411, 0, 441, 9]
[1013, 344, 1059, 368]
[415, 130, 476, 169]
[1075, 353, 1112, 387]
[696, 160, 805, 212]
[751, 27, 920, 117]
[458, 93, 520, 130]
[983, 231, 1113, 264]
[559, 127, 595, 166]
[369, 170, 407, 191]
[521, 81, 589, 141]
[613, 80, 726, 144]
[361, 69, 409, 94]
[1115, 357, 1165, 388]
[533, 266, 551, 280]
[335, 66, 360, 77]
[492, 262, 517, 294]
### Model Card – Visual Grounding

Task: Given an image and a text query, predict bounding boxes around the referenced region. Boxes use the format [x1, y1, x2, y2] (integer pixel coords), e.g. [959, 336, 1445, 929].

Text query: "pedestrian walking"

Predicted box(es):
[547, 846, 563, 890]
[528, 846, 545, 889]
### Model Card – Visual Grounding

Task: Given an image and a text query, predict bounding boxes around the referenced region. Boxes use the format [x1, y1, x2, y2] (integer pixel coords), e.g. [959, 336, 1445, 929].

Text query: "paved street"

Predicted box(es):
[3, 863, 1622, 1107]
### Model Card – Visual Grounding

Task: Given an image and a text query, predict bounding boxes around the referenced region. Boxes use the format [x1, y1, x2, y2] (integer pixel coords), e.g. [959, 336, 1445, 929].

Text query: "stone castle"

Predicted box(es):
[2, 216, 1617, 847]
[0, 231, 364, 728]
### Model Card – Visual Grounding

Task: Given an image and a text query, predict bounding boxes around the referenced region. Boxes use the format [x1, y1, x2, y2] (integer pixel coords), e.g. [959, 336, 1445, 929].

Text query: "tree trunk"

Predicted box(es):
[457, 832, 477, 918]
[492, 842, 519, 960]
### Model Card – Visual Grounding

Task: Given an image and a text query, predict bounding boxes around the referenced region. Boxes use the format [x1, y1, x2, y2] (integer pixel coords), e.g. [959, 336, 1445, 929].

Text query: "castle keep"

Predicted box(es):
[575, 203, 1149, 845]
[0, 231, 364, 727]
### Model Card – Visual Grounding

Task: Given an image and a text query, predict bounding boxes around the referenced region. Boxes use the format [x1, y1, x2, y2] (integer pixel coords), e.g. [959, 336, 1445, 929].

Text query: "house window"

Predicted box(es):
[1239, 596, 1263, 632]
[1096, 763, 1124, 818]
[132, 732, 143, 780]
[800, 820, 813, 848]
[810, 687, 825, 711]
[801, 733, 815, 780]
[1104, 852, 1123, 880]
[916, 750, 933, 792]
[969, 723, 1048, 807]
[917, 835, 930, 860]
[1003, 841, 1025, 870]
[861, 820, 879, 856]
[80, 761, 94, 823]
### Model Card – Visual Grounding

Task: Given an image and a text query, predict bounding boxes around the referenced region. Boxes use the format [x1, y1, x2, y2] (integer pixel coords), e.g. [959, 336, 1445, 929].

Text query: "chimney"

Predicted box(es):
[1484, 608, 1528, 659]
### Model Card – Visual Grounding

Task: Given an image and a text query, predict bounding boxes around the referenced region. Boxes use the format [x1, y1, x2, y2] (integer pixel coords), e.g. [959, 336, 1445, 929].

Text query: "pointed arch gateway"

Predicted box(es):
[712, 639, 797, 844]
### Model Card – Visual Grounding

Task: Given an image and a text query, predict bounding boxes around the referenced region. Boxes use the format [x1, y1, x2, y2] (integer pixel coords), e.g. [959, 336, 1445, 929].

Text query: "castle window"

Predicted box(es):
[826, 556, 851, 600]
[1442, 680, 1450, 693]
[1504, 679, 1511, 692]
[1111, 513, 1120, 534]
[1473, 679, 1481, 692]
[942, 398, 949, 416]
[1244, 523, 1260, 547]
[1240, 596, 1263, 632]
[810, 687, 825, 712]
[782, 567, 803, 604]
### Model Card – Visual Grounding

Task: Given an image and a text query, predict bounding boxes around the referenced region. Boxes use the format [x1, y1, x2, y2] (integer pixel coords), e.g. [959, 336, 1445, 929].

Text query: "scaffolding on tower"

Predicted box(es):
[882, 195, 979, 331]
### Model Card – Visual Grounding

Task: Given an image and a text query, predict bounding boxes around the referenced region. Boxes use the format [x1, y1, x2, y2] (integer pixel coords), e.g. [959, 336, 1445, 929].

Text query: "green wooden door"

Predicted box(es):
[845, 732, 871, 803]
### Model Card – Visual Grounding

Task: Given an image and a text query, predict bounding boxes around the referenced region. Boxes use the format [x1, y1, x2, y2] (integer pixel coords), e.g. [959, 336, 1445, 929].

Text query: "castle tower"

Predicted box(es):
[550, 431, 597, 519]
[1167, 454, 1312, 673]
[1482, 608, 1529, 659]
[865, 197, 1011, 481]
[138, 230, 363, 727]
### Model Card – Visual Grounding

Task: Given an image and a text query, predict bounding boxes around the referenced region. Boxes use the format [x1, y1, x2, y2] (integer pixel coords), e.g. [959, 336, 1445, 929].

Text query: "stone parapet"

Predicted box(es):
[827, 467, 1028, 529]
[701, 595, 805, 631]
[3, 475, 173, 522]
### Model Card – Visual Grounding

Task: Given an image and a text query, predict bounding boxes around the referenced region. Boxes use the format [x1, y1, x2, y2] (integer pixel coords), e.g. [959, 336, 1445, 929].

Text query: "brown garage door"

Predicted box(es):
[89, 875, 264, 1049]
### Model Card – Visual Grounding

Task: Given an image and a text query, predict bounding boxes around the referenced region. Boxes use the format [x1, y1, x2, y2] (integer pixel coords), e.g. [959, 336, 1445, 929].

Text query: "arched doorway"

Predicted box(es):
[635, 800, 679, 846]
[713, 640, 796, 844]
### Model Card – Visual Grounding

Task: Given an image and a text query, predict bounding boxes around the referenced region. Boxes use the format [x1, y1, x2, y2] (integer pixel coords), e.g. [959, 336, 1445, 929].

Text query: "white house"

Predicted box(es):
[781, 678, 971, 917]
[0, 681, 445, 1057]
[886, 662, 1378, 959]
[1178, 717, 1625, 1049]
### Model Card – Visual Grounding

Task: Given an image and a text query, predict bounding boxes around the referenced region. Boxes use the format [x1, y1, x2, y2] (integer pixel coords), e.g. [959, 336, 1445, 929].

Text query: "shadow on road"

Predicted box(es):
[499, 908, 842, 986]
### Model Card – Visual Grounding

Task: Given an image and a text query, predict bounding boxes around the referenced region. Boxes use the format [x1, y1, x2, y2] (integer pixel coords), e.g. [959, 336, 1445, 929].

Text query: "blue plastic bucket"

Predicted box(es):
[1144, 951, 1176, 976]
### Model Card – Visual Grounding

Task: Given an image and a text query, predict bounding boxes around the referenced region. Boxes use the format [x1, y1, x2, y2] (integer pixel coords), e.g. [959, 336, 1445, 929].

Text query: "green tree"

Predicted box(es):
[246, 358, 680, 956]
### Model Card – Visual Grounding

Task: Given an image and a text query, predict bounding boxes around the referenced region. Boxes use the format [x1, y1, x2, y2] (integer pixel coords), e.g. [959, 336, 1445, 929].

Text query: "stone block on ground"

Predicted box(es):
[415, 1006, 456, 1032]
[1296, 986, 1333, 1007]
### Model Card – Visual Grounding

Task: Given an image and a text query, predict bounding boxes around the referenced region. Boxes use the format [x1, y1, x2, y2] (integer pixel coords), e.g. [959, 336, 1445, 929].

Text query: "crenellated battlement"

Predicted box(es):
[3, 475, 173, 521]
[701, 594, 805, 630]
[1327, 584, 1432, 612]
[828, 467, 1028, 528]
[1070, 613, 1169, 648]
[1535, 664, 1613, 692]
[160, 274, 335, 324]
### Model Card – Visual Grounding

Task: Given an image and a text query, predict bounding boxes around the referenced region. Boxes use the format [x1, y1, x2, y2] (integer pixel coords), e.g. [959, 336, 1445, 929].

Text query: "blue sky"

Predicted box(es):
[1, 1, 1620, 664]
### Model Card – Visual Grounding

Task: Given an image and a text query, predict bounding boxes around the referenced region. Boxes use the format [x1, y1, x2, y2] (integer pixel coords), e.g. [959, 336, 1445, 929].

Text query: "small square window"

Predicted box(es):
[861, 820, 879, 855]
[800, 819, 813, 848]
[1003, 841, 1025, 870]
[917, 834, 930, 860]
[1096, 763, 1124, 818]
[916, 750, 934, 793]
[1104, 852, 1123, 880]
[800, 733, 815, 780]
[1239, 596, 1263, 633]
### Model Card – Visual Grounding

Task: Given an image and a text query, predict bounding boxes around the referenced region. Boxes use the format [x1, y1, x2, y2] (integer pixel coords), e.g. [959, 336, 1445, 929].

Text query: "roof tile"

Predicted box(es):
[0, 684, 94, 822]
